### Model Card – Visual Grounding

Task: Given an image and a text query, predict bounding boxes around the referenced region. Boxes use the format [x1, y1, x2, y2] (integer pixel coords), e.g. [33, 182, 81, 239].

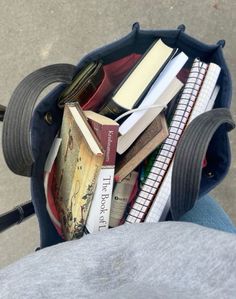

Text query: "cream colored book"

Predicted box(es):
[53, 103, 104, 240]
[100, 39, 176, 117]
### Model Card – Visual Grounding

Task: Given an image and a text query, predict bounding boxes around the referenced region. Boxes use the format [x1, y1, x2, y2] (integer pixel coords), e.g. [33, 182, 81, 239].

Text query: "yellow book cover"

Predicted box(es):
[53, 104, 104, 240]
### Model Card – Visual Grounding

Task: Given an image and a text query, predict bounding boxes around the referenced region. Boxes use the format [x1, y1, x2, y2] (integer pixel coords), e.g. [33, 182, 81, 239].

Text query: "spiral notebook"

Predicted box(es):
[125, 59, 213, 224]
[145, 83, 220, 223]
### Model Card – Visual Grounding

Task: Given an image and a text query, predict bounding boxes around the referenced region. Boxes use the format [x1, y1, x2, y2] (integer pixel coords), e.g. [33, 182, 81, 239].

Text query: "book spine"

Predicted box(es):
[86, 167, 115, 233]
[88, 120, 119, 166]
[125, 59, 208, 224]
[99, 98, 127, 119]
[85, 121, 118, 233]
[109, 171, 138, 228]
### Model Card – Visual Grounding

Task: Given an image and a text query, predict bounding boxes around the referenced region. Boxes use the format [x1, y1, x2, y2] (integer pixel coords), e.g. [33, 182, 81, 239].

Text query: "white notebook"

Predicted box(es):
[125, 59, 209, 224]
[145, 65, 221, 223]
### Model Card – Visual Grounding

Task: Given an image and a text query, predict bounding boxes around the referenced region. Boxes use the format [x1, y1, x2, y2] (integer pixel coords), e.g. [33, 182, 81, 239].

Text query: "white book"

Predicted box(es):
[118, 52, 188, 137]
[85, 167, 115, 233]
[145, 65, 221, 223]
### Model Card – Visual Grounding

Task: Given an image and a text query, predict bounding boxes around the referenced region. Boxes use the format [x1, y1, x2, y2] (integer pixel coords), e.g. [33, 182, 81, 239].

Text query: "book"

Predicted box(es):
[145, 66, 221, 223]
[120, 175, 139, 224]
[84, 111, 119, 233]
[100, 39, 177, 116]
[125, 59, 209, 224]
[117, 52, 188, 137]
[109, 171, 138, 228]
[115, 113, 169, 183]
[53, 103, 104, 240]
[116, 77, 183, 154]
[58, 61, 104, 109]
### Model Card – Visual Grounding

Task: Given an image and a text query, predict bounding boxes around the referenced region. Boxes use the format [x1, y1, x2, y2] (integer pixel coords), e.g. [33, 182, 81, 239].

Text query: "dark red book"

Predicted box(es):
[85, 111, 119, 166]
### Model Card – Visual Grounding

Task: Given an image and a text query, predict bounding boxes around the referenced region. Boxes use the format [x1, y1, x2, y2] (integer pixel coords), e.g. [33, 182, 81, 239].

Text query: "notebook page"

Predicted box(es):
[145, 65, 221, 223]
[125, 59, 208, 224]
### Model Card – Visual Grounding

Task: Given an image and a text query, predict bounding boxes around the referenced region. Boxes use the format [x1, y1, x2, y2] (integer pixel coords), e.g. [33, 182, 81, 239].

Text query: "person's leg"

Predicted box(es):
[179, 194, 236, 233]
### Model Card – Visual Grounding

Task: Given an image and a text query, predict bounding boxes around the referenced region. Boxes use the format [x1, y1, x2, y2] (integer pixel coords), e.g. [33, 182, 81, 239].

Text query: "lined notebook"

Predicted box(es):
[125, 59, 209, 224]
[145, 81, 220, 223]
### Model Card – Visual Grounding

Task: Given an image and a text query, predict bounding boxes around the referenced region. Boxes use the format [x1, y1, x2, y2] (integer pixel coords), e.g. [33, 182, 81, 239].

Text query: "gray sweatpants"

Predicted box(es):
[1, 222, 236, 298]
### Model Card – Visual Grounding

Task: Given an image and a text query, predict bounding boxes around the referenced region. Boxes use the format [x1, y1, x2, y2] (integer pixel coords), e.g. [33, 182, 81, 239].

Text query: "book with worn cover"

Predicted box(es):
[115, 113, 169, 183]
[117, 77, 183, 154]
[109, 171, 139, 228]
[100, 39, 177, 117]
[84, 111, 119, 233]
[58, 61, 104, 109]
[53, 103, 104, 240]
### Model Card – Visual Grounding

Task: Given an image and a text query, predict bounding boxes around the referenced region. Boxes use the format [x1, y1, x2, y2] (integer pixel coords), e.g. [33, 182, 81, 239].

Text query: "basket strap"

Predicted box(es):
[171, 108, 235, 220]
[2, 64, 77, 177]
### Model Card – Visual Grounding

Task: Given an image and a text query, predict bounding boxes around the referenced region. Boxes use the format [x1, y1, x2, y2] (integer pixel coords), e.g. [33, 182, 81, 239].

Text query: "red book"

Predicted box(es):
[85, 111, 119, 166]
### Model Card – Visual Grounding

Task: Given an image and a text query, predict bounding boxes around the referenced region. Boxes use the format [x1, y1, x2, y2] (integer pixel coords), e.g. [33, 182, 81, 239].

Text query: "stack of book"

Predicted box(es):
[44, 38, 221, 240]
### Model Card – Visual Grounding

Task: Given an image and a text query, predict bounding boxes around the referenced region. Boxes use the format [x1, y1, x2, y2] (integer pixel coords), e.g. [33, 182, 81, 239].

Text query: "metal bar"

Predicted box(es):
[0, 104, 6, 121]
[0, 201, 35, 233]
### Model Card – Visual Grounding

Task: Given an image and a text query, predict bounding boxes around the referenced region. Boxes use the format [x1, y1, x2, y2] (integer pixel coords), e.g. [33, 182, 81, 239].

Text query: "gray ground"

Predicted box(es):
[0, 0, 235, 268]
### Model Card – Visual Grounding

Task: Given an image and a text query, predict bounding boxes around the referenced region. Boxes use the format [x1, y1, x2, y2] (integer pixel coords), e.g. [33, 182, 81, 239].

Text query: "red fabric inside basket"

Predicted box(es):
[82, 53, 141, 111]
[45, 163, 64, 238]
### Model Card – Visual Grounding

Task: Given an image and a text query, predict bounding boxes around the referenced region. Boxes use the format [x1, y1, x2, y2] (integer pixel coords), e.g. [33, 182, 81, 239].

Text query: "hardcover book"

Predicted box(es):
[100, 39, 177, 117]
[117, 52, 188, 135]
[58, 61, 104, 109]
